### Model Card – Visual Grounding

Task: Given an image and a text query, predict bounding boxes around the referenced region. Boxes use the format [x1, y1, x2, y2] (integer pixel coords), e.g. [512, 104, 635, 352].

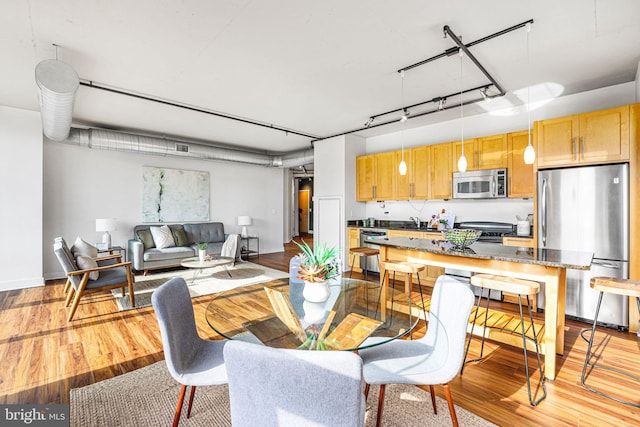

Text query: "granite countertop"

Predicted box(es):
[348, 221, 535, 238]
[364, 236, 593, 270]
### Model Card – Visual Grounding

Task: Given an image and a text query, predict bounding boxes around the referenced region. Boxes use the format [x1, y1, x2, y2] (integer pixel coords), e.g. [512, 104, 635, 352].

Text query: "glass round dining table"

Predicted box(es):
[205, 277, 425, 351]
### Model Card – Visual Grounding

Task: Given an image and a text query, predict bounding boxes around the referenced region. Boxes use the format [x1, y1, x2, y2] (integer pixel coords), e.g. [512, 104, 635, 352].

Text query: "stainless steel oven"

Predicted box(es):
[359, 229, 386, 274]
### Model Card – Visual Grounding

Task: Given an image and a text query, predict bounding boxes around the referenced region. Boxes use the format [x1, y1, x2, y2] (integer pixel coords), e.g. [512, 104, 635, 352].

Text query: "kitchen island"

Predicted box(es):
[365, 235, 593, 380]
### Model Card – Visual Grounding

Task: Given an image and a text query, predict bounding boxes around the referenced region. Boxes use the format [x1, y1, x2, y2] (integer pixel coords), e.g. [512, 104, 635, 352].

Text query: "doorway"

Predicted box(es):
[299, 189, 310, 233]
[297, 177, 314, 236]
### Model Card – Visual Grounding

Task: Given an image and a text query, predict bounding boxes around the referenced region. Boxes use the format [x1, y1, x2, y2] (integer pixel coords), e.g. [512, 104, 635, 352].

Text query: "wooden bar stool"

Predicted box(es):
[348, 247, 380, 282]
[581, 276, 640, 408]
[463, 273, 546, 406]
[379, 260, 427, 339]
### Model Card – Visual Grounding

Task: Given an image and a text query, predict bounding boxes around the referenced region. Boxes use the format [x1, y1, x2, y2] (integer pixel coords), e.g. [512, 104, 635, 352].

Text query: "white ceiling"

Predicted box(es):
[3, 0, 640, 154]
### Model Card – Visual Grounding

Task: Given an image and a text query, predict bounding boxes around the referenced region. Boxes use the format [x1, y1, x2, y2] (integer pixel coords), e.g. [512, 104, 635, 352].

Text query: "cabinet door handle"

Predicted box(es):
[572, 137, 577, 160]
[373, 185, 376, 199]
[581, 136, 585, 160]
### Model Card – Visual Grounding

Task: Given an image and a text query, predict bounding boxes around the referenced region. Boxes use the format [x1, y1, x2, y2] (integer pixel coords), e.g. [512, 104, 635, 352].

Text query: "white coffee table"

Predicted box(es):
[181, 256, 235, 284]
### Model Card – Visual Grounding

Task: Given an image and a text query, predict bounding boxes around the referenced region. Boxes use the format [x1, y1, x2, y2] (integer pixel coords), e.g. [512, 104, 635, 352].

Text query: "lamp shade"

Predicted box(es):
[35, 59, 79, 141]
[95, 218, 117, 232]
[238, 215, 252, 237]
[237, 216, 252, 226]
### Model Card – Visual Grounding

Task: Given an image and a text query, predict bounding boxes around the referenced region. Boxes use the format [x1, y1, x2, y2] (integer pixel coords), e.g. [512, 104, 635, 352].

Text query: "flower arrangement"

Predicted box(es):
[293, 240, 341, 283]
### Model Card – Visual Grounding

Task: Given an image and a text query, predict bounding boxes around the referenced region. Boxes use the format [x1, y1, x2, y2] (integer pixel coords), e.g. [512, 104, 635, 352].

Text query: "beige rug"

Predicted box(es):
[112, 262, 289, 310]
[71, 360, 496, 427]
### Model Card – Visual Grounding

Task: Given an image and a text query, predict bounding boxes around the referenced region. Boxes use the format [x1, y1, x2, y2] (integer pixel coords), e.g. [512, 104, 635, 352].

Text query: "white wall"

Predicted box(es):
[314, 134, 366, 267]
[361, 82, 637, 225]
[43, 141, 285, 279]
[0, 107, 44, 290]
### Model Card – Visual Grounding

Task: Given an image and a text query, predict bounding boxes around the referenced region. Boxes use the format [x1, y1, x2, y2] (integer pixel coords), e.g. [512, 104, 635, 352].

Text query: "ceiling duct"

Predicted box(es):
[59, 127, 314, 168]
[35, 59, 79, 141]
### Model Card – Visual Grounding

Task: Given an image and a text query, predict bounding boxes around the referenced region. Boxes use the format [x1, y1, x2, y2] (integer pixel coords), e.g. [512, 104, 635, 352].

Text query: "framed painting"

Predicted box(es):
[142, 166, 210, 222]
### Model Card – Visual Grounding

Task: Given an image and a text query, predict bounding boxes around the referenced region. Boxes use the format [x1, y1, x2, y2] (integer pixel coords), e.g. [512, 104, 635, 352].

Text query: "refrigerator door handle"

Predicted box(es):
[541, 178, 547, 247]
[591, 259, 621, 269]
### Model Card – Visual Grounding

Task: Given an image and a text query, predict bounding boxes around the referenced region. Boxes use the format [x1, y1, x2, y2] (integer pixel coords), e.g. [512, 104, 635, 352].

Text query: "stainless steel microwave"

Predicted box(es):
[453, 168, 507, 199]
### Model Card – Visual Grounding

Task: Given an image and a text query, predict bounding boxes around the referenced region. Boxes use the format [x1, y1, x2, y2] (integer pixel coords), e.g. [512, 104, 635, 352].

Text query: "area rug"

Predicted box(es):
[70, 360, 496, 427]
[112, 262, 289, 311]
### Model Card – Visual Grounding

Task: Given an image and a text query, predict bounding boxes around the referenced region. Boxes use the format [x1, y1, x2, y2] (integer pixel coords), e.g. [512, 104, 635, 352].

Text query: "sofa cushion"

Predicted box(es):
[171, 227, 190, 247]
[150, 225, 175, 249]
[76, 256, 99, 280]
[136, 229, 156, 250]
[143, 246, 194, 262]
[71, 237, 98, 259]
[183, 222, 225, 245]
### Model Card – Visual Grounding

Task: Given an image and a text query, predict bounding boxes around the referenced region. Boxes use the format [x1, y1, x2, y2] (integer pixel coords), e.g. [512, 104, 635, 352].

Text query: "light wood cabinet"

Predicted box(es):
[347, 227, 362, 273]
[452, 138, 478, 172]
[452, 134, 508, 172]
[374, 151, 396, 200]
[411, 146, 430, 199]
[429, 142, 453, 199]
[356, 155, 375, 201]
[536, 105, 630, 167]
[502, 236, 534, 248]
[395, 146, 430, 200]
[507, 130, 535, 198]
[356, 152, 396, 201]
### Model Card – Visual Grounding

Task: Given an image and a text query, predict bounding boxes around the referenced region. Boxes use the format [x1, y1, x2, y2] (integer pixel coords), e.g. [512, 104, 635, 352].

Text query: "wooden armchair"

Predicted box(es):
[53, 238, 135, 321]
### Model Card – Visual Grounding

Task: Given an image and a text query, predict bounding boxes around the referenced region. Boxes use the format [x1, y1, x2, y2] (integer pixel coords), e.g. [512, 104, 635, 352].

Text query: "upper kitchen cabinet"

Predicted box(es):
[452, 138, 477, 172]
[356, 155, 375, 201]
[507, 130, 535, 198]
[430, 142, 453, 199]
[536, 105, 630, 168]
[356, 152, 396, 201]
[452, 134, 508, 172]
[395, 146, 430, 200]
[374, 151, 396, 200]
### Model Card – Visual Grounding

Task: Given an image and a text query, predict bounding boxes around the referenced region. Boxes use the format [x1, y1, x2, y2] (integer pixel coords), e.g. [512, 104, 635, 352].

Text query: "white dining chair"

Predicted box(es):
[359, 275, 474, 427]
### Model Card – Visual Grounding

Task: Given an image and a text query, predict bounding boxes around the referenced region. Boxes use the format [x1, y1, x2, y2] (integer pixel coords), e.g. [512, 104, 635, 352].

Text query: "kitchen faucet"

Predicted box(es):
[410, 216, 421, 228]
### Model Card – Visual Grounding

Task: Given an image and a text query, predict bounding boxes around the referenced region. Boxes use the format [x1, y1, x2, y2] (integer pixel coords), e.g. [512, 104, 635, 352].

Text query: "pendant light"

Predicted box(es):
[523, 22, 536, 164]
[457, 49, 467, 172]
[398, 71, 408, 176]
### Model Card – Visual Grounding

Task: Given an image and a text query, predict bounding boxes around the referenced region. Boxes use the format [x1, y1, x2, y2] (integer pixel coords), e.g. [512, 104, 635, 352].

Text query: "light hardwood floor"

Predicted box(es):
[1, 235, 638, 426]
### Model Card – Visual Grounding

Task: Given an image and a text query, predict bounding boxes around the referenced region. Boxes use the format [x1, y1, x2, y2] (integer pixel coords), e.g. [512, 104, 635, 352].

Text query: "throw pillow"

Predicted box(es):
[76, 256, 99, 280]
[150, 225, 176, 249]
[71, 237, 98, 259]
[136, 229, 155, 250]
[171, 228, 190, 247]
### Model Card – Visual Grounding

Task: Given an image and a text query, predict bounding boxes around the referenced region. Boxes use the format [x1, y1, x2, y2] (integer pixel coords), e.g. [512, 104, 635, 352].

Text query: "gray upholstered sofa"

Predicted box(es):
[128, 222, 241, 273]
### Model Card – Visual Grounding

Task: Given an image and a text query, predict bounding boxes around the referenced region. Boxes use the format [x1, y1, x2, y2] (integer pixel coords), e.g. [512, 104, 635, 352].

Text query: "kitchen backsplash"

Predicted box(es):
[358, 198, 534, 225]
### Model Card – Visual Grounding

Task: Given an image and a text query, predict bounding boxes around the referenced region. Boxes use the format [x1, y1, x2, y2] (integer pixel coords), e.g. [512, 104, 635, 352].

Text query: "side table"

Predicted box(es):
[240, 236, 259, 260]
[98, 245, 127, 262]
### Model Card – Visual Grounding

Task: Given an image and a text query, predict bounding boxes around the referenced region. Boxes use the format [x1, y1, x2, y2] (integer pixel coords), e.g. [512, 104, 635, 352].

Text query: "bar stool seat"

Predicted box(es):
[379, 260, 427, 338]
[463, 273, 546, 406]
[581, 276, 640, 408]
[348, 247, 379, 282]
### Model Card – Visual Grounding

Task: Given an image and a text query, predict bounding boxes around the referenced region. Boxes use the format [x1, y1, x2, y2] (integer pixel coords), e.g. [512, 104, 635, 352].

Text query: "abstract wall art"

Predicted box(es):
[142, 166, 210, 222]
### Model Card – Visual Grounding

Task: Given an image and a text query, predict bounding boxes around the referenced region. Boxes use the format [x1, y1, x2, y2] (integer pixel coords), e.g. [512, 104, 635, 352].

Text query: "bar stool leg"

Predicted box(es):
[462, 291, 491, 374]
[348, 254, 356, 280]
[519, 294, 546, 406]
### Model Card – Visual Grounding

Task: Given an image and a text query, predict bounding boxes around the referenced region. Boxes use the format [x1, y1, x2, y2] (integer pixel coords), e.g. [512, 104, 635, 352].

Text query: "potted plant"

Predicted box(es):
[196, 242, 208, 262]
[438, 219, 448, 231]
[293, 240, 341, 302]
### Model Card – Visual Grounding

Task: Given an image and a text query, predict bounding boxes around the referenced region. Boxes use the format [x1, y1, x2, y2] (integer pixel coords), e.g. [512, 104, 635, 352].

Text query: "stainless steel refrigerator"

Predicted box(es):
[537, 163, 629, 328]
